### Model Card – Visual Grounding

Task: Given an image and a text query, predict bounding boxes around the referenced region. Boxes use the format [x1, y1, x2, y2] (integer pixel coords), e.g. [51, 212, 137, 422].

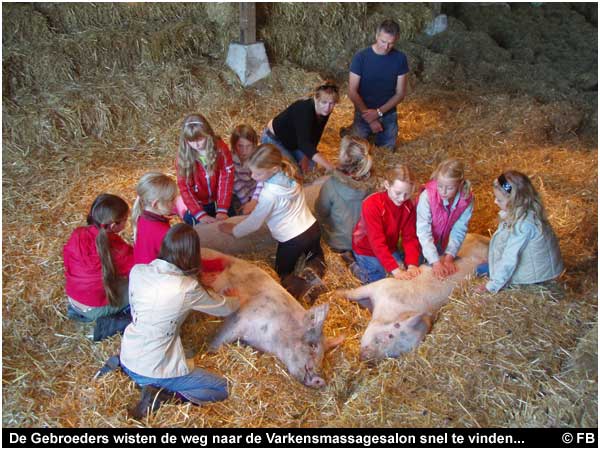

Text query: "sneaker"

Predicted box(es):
[93, 355, 121, 379]
[128, 386, 174, 420]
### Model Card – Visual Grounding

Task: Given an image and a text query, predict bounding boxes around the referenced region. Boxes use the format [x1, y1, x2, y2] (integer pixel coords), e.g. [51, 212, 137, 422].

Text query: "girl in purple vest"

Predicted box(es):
[416, 158, 474, 279]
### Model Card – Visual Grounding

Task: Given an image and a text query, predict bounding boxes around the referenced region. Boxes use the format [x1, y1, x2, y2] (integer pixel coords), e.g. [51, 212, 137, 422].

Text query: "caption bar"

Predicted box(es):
[4, 428, 598, 448]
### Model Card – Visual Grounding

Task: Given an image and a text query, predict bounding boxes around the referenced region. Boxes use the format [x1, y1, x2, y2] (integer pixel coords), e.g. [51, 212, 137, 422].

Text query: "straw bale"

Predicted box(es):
[33, 2, 207, 34]
[259, 3, 431, 76]
[2, 3, 52, 45]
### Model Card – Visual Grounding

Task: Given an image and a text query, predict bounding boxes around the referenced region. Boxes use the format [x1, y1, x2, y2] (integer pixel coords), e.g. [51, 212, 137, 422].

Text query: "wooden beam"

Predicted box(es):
[239, 2, 256, 44]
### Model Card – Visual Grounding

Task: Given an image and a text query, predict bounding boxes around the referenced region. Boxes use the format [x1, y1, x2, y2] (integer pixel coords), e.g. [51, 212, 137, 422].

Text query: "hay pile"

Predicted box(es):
[2, 2, 597, 429]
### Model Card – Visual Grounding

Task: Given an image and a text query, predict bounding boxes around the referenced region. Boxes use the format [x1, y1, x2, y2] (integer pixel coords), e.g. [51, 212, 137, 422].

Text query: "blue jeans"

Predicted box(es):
[122, 364, 228, 405]
[476, 262, 489, 277]
[352, 250, 405, 284]
[183, 202, 236, 225]
[352, 109, 398, 150]
[260, 128, 315, 173]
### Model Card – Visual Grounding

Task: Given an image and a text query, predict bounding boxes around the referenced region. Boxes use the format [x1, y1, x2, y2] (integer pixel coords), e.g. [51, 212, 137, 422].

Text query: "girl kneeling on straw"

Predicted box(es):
[475, 170, 563, 294]
[120, 223, 240, 420]
[219, 144, 327, 304]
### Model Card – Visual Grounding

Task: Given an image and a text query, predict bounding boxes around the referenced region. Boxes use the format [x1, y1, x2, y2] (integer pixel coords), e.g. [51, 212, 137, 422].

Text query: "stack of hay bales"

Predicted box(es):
[3, 3, 432, 154]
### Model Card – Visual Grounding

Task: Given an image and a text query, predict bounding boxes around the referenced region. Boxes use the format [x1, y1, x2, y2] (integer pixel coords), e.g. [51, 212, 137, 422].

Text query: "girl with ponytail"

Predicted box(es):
[219, 144, 327, 304]
[63, 194, 134, 334]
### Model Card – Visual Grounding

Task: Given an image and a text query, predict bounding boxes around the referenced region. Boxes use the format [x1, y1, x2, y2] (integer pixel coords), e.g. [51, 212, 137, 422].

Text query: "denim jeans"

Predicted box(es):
[476, 262, 489, 277]
[122, 364, 228, 405]
[351, 250, 405, 284]
[352, 109, 398, 150]
[260, 128, 315, 173]
[183, 202, 236, 225]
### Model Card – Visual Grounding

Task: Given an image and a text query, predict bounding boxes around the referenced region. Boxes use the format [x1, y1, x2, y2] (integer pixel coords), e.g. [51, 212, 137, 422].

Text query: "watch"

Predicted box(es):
[377, 108, 383, 118]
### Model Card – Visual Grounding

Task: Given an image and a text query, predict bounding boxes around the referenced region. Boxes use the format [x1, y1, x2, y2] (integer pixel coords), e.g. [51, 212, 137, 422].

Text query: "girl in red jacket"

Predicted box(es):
[351, 164, 422, 284]
[175, 114, 235, 225]
[63, 194, 134, 339]
[132, 172, 178, 265]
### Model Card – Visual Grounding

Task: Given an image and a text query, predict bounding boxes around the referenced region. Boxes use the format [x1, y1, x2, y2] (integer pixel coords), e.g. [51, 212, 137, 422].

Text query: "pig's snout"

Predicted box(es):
[303, 363, 326, 388]
[305, 375, 325, 388]
[359, 346, 379, 365]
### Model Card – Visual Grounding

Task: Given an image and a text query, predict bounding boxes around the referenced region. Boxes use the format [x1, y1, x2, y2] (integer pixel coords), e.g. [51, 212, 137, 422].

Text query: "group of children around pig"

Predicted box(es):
[62, 79, 564, 419]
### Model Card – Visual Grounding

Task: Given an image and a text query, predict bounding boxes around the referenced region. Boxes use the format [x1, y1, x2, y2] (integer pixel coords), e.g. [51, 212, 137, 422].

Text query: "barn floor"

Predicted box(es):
[2, 3, 597, 429]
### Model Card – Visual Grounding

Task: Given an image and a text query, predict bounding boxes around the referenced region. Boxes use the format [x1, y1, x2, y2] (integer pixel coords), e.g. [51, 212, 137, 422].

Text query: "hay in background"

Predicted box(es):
[260, 2, 432, 76]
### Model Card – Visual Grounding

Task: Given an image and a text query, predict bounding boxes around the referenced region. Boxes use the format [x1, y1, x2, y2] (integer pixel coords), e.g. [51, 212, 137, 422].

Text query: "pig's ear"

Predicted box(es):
[324, 334, 345, 351]
[406, 313, 433, 335]
[303, 303, 330, 344]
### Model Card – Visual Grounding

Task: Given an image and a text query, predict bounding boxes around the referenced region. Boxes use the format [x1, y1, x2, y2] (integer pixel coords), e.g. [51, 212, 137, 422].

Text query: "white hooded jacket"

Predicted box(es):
[233, 171, 315, 243]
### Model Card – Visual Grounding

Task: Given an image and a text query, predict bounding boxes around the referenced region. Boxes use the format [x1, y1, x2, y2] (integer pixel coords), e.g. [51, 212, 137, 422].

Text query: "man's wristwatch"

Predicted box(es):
[377, 108, 383, 118]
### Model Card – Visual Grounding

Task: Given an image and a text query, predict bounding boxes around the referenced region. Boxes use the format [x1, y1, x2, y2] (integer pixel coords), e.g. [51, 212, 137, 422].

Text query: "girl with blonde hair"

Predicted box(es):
[475, 170, 563, 293]
[351, 164, 421, 283]
[416, 158, 474, 279]
[315, 135, 374, 254]
[132, 172, 178, 264]
[175, 113, 235, 225]
[261, 81, 339, 174]
[219, 144, 327, 304]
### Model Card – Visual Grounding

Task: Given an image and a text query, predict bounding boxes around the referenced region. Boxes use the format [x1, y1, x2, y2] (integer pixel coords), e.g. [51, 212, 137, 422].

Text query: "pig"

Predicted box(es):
[338, 233, 489, 362]
[200, 247, 343, 387]
[194, 176, 328, 254]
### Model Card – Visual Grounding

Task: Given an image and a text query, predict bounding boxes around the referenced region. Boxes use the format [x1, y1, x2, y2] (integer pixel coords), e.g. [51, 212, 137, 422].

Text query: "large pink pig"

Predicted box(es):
[338, 234, 488, 362]
[201, 247, 343, 387]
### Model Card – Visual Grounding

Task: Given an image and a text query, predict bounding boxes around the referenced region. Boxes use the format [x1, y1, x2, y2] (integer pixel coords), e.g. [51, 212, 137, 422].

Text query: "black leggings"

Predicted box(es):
[275, 221, 323, 279]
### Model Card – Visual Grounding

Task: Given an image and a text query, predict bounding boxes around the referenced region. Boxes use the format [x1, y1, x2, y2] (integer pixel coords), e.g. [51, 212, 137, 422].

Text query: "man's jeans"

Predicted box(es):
[352, 109, 398, 150]
[122, 364, 228, 405]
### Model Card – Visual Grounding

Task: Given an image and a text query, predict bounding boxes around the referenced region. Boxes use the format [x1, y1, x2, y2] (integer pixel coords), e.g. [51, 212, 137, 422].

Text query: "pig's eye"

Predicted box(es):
[388, 334, 394, 339]
[394, 323, 400, 328]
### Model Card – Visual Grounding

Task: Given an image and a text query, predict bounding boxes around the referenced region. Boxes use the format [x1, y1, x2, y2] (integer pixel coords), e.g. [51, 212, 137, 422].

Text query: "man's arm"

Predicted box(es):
[377, 73, 408, 115]
[349, 72, 381, 126]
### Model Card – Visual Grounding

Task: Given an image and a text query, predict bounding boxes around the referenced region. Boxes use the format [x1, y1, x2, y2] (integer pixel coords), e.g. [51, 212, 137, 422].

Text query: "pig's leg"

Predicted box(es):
[337, 285, 374, 312]
[207, 313, 244, 352]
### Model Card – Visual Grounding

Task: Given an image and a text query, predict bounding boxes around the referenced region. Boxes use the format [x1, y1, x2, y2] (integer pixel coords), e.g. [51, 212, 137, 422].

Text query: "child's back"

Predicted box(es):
[316, 170, 371, 252]
[316, 135, 373, 252]
[64, 225, 133, 307]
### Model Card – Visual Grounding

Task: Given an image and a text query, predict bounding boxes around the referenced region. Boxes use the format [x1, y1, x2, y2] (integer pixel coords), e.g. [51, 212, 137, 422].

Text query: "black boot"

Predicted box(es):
[128, 386, 174, 420]
[281, 274, 311, 301]
[93, 310, 132, 342]
[299, 257, 328, 304]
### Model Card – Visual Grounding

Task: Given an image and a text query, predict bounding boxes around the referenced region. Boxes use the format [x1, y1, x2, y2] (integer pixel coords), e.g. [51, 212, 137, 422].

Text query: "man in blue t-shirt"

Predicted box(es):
[348, 19, 409, 150]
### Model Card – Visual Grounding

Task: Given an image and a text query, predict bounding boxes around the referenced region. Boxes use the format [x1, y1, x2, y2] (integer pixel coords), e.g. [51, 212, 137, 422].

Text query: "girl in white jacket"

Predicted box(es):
[475, 170, 563, 294]
[119, 223, 239, 419]
[219, 144, 327, 303]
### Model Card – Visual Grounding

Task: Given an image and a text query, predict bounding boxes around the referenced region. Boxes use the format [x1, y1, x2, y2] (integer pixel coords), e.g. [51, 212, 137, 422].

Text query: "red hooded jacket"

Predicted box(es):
[176, 138, 234, 220]
[63, 226, 134, 307]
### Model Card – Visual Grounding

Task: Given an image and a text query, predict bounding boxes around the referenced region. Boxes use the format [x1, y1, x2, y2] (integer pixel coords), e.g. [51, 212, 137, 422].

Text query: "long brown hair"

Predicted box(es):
[158, 223, 201, 276]
[87, 194, 129, 307]
[177, 113, 219, 180]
